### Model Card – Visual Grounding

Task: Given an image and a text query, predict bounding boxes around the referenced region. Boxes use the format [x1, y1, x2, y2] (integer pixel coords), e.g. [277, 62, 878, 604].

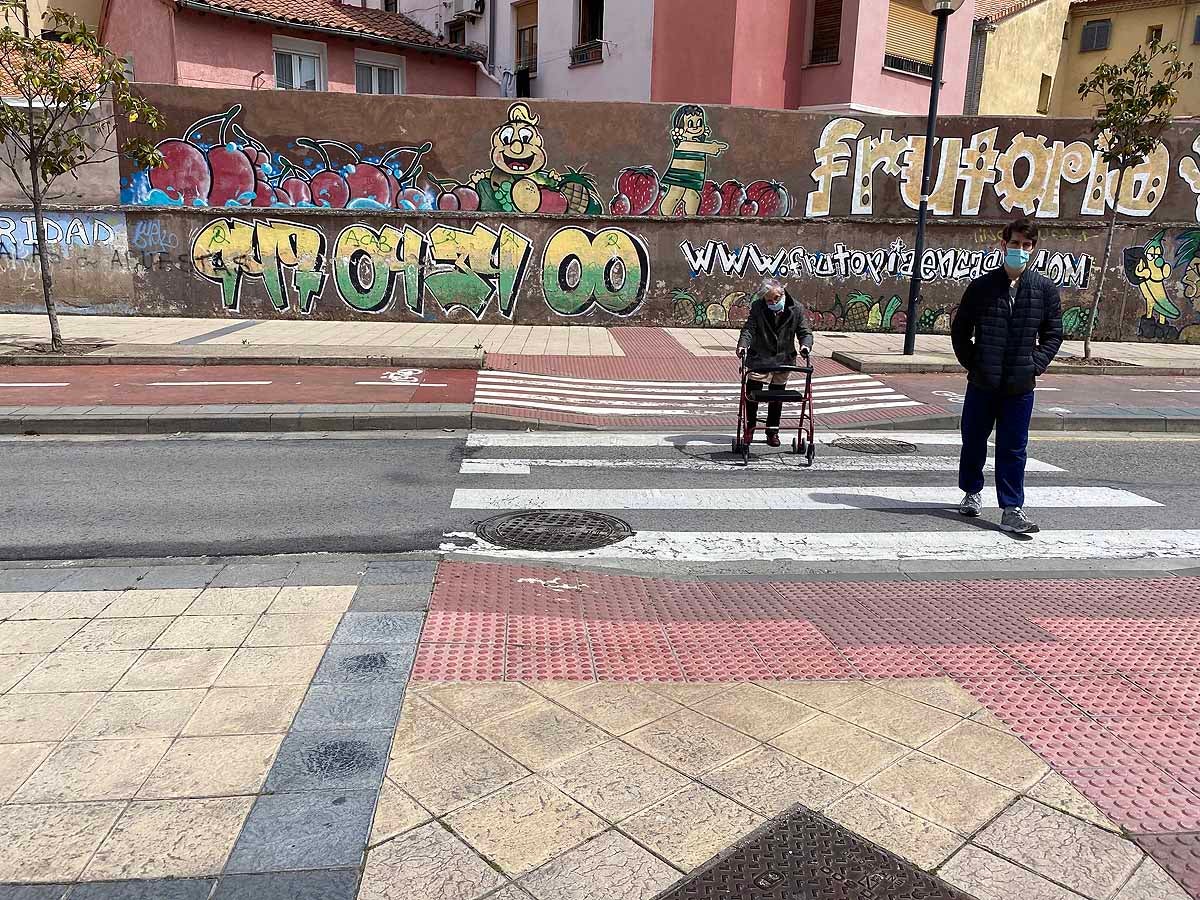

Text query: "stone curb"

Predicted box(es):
[0, 345, 486, 370]
[831, 350, 1200, 377]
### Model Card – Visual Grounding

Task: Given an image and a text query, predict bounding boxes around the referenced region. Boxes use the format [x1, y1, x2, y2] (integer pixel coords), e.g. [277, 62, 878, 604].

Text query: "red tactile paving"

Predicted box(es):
[413, 561, 1200, 877]
[610, 327, 697, 359]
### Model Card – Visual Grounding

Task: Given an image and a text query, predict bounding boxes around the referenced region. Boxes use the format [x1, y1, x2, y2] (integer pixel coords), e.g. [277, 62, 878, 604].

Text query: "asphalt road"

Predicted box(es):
[2, 429, 1199, 568]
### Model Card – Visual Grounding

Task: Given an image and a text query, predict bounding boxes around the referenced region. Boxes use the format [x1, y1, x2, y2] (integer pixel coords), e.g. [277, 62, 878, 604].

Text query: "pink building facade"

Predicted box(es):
[100, 0, 481, 96]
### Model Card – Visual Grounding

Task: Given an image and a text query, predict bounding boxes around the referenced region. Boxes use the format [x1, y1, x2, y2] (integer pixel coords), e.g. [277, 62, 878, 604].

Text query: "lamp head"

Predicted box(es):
[922, 0, 965, 12]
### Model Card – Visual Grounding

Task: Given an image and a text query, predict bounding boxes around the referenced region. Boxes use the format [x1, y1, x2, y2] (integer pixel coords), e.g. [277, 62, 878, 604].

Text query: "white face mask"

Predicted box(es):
[766, 295, 785, 312]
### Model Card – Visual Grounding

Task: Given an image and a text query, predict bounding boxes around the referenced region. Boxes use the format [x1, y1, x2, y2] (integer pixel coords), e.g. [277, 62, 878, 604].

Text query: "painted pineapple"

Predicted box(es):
[558, 168, 601, 215]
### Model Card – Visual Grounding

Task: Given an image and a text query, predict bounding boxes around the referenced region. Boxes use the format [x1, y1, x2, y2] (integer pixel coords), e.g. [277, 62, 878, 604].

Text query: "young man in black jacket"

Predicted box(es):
[736, 278, 814, 447]
[951, 218, 1063, 534]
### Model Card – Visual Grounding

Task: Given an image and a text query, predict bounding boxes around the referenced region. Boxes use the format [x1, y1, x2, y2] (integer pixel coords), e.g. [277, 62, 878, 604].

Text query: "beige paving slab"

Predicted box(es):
[268, 585, 356, 614]
[99, 589, 202, 618]
[424, 682, 542, 727]
[182, 685, 306, 736]
[153, 615, 259, 650]
[0, 691, 103, 742]
[0, 592, 42, 619]
[63, 617, 175, 652]
[116, 648, 235, 691]
[625, 709, 759, 778]
[693, 683, 820, 742]
[755, 680, 871, 711]
[11, 650, 143, 693]
[520, 829, 681, 900]
[243, 613, 343, 647]
[71, 689, 206, 740]
[0, 801, 125, 882]
[390, 693, 466, 756]
[824, 789, 964, 871]
[1116, 858, 1193, 900]
[974, 798, 1143, 898]
[704, 746, 854, 817]
[542, 739, 691, 823]
[923, 720, 1050, 791]
[388, 732, 529, 816]
[186, 587, 279, 617]
[12, 737, 171, 802]
[553, 682, 682, 735]
[646, 683, 733, 706]
[524, 680, 592, 701]
[970, 706, 1017, 734]
[0, 619, 87, 654]
[370, 777, 432, 847]
[870, 678, 983, 717]
[939, 845, 1092, 900]
[15, 591, 123, 620]
[0, 653, 47, 692]
[475, 701, 609, 772]
[359, 820, 506, 900]
[622, 784, 764, 872]
[1028, 771, 1119, 832]
[137, 733, 283, 799]
[0, 741, 56, 801]
[771, 713, 908, 783]
[446, 777, 606, 878]
[83, 796, 254, 879]
[831, 688, 961, 748]
[864, 752, 1017, 836]
[214, 645, 325, 687]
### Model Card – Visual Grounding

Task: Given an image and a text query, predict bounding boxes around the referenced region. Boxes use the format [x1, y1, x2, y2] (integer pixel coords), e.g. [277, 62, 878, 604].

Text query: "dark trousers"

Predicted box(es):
[746, 373, 786, 434]
[958, 383, 1035, 509]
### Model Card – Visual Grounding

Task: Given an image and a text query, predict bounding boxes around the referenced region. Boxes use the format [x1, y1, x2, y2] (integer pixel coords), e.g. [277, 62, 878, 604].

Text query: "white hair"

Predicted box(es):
[760, 278, 785, 296]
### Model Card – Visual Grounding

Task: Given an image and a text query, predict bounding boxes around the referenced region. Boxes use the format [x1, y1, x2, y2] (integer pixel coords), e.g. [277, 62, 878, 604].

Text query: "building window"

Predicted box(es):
[516, 1, 537, 72]
[356, 63, 400, 94]
[273, 37, 325, 91]
[383, 0, 398, 10]
[571, 0, 603, 65]
[1080, 19, 1110, 52]
[447, 20, 465, 44]
[885, 0, 936, 78]
[1148, 24, 1163, 45]
[810, 0, 842, 64]
[1038, 73, 1052, 114]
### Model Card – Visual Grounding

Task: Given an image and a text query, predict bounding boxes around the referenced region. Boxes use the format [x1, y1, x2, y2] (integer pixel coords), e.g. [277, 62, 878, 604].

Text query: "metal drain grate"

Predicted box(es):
[653, 806, 971, 899]
[831, 436, 918, 455]
[476, 510, 634, 551]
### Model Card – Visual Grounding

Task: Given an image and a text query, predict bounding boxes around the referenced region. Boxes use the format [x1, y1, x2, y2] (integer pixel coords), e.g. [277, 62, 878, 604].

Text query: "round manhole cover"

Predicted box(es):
[476, 510, 634, 551]
[831, 436, 917, 455]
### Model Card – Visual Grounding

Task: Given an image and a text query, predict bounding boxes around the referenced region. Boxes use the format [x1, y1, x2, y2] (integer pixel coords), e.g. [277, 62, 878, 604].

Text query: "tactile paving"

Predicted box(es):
[1058, 767, 1200, 833]
[1134, 833, 1200, 898]
[652, 805, 972, 900]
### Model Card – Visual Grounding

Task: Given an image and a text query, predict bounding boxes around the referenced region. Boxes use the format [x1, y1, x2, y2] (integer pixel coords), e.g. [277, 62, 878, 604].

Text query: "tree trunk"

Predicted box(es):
[1085, 165, 1126, 360]
[27, 152, 61, 352]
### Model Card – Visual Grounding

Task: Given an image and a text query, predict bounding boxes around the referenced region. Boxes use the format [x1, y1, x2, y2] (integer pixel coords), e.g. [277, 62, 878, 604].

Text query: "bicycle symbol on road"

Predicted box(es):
[381, 369, 423, 385]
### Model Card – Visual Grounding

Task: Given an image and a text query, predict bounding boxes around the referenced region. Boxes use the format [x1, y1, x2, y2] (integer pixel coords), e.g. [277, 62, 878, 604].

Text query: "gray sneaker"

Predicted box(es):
[958, 492, 982, 517]
[1001, 507, 1040, 534]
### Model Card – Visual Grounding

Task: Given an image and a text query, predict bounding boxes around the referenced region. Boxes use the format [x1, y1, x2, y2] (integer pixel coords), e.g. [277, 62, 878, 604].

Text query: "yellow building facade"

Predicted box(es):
[3, 0, 102, 32]
[974, 0, 1074, 115]
[1052, 0, 1200, 116]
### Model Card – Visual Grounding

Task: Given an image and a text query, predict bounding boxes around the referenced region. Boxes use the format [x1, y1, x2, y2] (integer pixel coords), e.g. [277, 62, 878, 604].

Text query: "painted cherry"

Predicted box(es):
[296, 138, 351, 208]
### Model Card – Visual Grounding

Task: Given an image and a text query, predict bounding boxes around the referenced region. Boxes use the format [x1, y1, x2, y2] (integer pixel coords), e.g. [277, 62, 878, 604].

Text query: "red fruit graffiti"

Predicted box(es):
[454, 186, 480, 211]
[250, 180, 274, 207]
[698, 181, 722, 216]
[296, 138, 351, 209]
[719, 180, 746, 217]
[398, 187, 427, 210]
[609, 193, 632, 215]
[745, 180, 790, 217]
[437, 191, 461, 210]
[279, 162, 313, 205]
[148, 138, 210, 205]
[315, 139, 392, 205]
[615, 167, 660, 216]
[207, 145, 256, 206]
[739, 200, 759, 217]
[538, 189, 570, 215]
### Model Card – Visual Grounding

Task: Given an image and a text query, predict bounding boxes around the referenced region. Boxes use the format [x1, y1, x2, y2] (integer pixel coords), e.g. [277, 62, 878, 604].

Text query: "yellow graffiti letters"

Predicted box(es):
[851, 129, 906, 215]
[1117, 143, 1170, 217]
[333, 224, 405, 313]
[1179, 135, 1200, 220]
[958, 129, 1000, 216]
[807, 118, 863, 217]
[994, 133, 1055, 215]
[542, 226, 649, 317]
[191, 218, 327, 313]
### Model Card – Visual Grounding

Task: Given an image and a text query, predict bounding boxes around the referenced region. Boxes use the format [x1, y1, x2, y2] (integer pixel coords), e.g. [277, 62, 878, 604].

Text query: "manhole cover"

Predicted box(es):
[653, 806, 972, 899]
[831, 436, 918, 455]
[476, 510, 633, 551]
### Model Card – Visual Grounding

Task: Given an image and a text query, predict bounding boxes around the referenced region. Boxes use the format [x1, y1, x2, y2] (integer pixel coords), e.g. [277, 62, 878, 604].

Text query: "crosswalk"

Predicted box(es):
[441, 430, 1194, 564]
[473, 371, 925, 418]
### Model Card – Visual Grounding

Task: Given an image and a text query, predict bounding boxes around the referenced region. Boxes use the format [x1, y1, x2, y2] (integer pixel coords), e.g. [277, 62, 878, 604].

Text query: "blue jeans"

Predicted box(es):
[958, 384, 1035, 509]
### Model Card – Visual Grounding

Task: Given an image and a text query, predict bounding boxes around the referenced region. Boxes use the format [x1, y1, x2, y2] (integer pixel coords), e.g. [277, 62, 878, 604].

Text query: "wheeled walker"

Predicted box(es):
[731, 362, 816, 467]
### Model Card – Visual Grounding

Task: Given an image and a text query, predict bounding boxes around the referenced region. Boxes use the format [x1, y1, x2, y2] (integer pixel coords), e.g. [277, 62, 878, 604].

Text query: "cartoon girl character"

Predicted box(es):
[658, 105, 728, 216]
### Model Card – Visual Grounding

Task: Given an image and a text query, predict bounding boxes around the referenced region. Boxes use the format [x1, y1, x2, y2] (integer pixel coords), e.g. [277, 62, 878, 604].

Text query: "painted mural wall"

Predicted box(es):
[10, 86, 1200, 340]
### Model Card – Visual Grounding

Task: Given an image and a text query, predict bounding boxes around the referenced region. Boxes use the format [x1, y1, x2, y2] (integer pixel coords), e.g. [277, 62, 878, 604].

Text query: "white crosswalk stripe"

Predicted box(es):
[474, 371, 925, 418]
[444, 430, 1182, 564]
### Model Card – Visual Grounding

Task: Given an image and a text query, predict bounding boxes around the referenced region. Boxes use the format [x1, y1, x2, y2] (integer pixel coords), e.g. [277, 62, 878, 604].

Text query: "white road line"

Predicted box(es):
[441, 528, 1200, 563]
[475, 382, 896, 401]
[354, 382, 449, 387]
[0, 382, 70, 388]
[473, 396, 925, 417]
[467, 432, 969, 448]
[474, 389, 896, 409]
[460, 456, 1064, 475]
[478, 371, 876, 388]
[1130, 388, 1200, 394]
[451, 486, 1156, 511]
[813, 400, 925, 415]
[148, 381, 273, 386]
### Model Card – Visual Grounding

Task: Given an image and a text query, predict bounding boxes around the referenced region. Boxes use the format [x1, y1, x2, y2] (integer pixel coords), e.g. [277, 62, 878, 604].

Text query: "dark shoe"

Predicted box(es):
[766, 431, 781, 448]
[1001, 507, 1040, 534]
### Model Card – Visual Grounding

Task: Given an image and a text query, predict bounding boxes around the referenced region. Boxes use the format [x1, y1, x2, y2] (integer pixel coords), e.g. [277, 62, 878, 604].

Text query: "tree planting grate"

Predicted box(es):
[653, 806, 972, 899]
[831, 436, 918, 455]
[475, 510, 634, 552]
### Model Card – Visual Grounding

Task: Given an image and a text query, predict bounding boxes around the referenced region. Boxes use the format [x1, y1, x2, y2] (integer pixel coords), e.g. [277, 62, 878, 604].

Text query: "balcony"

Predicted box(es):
[569, 40, 603, 67]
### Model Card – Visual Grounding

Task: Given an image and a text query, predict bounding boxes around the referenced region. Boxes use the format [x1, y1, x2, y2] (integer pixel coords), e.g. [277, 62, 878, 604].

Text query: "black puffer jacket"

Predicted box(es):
[951, 268, 1063, 395]
[737, 292, 814, 371]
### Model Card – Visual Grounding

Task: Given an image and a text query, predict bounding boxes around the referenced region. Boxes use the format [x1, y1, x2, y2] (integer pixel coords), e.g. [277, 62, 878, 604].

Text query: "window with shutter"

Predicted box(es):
[885, 0, 937, 77]
[1080, 19, 1111, 51]
[810, 0, 842, 65]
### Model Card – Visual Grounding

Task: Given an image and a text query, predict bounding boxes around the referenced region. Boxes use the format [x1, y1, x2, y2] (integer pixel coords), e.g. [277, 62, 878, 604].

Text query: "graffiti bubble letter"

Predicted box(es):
[192, 218, 328, 313]
[542, 226, 650, 317]
[806, 118, 863, 218]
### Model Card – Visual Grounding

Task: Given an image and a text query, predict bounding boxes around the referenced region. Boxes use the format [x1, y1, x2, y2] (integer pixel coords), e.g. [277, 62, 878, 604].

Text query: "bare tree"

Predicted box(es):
[1078, 40, 1192, 357]
[0, 1, 162, 350]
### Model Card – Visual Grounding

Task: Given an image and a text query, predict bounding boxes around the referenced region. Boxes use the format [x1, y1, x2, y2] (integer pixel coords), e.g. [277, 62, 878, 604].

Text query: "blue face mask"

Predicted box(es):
[766, 296, 785, 312]
[1005, 248, 1031, 271]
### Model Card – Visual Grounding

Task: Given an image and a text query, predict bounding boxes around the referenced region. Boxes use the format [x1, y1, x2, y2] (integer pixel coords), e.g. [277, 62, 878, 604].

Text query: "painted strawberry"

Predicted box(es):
[610, 193, 632, 215]
[739, 200, 759, 217]
[615, 167, 660, 216]
[745, 180, 790, 217]
[698, 181, 722, 216]
[719, 180, 746, 217]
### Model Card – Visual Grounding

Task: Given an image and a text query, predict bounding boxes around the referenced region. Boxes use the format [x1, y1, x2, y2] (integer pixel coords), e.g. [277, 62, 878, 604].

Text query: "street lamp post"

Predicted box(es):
[902, 0, 966, 355]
